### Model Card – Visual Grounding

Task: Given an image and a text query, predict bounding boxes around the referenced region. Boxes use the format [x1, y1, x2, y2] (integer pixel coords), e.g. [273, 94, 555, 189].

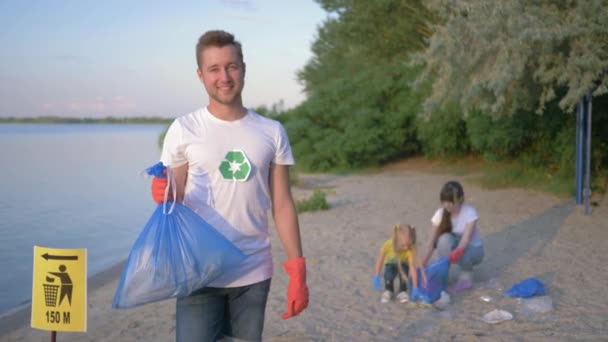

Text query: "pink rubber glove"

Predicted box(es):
[281, 257, 309, 320]
[449, 247, 464, 264]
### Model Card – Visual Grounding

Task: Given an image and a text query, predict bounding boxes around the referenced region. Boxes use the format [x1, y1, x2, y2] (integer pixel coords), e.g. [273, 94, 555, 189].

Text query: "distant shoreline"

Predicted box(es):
[0, 117, 173, 124]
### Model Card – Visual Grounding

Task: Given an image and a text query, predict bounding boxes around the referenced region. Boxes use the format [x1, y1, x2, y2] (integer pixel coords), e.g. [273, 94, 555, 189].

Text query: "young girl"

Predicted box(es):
[421, 181, 484, 293]
[373, 224, 426, 303]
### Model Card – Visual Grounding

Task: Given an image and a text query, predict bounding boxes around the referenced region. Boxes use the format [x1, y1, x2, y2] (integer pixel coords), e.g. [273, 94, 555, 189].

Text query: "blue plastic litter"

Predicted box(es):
[504, 277, 546, 298]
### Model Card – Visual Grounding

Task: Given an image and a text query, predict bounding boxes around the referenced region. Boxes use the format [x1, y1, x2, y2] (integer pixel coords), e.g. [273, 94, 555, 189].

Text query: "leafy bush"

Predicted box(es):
[283, 63, 421, 172]
[415, 103, 470, 158]
[465, 110, 533, 161]
[296, 189, 329, 213]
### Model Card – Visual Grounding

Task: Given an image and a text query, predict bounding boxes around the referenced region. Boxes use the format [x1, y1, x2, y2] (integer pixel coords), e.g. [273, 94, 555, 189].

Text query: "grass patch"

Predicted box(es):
[393, 156, 607, 198]
[476, 161, 608, 198]
[474, 162, 574, 197]
[296, 189, 329, 213]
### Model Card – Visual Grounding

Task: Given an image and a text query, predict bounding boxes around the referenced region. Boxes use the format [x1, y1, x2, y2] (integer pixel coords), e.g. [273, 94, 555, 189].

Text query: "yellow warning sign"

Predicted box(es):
[31, 246, 87, 332]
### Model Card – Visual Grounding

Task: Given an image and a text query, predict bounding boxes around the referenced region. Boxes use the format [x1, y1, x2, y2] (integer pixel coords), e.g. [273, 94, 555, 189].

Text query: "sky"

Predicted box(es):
[0, 0, 327, 118]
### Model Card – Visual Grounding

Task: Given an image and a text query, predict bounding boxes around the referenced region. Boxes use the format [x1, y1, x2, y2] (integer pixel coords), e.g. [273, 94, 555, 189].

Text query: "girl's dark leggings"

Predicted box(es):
[383, 263, 409, 292]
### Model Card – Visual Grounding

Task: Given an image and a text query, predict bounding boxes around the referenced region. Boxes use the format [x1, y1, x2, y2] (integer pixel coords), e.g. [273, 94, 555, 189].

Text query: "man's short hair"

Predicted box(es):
[196, 30, 243, 68]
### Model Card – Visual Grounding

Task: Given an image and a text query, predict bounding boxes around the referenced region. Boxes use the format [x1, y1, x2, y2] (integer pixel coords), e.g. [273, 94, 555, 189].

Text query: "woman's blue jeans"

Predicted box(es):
[175, 279, 271, 342]
[436, 233, 484, 271]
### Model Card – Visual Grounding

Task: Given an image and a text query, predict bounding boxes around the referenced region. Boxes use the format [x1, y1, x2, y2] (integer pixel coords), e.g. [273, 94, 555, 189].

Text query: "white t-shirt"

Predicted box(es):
[431, 203, 483, 247]
[160, 107, 295, 287]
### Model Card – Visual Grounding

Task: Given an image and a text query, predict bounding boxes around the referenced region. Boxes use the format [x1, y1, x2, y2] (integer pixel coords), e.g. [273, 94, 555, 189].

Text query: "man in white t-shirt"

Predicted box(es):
[151, 30, 308, 342]
[421, 181, 484, 293]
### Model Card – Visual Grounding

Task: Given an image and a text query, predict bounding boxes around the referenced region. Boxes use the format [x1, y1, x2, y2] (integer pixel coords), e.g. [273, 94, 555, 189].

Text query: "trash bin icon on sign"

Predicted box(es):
[43, 265, 73, 307]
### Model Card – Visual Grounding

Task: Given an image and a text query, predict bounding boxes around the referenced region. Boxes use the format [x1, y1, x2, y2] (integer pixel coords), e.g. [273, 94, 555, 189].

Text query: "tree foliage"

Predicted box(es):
[281, 0, 434, 171]
[415, 0, 608, 116]
[276, 0, 608, 194]
[415, 102, 470, 157]
[285, 63, 422, 171]
[301, 0, 433, 93]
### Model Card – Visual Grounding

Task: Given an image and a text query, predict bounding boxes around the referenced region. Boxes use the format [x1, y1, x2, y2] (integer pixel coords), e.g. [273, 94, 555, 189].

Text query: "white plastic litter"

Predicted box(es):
[482, 309, 513, 324]
[433, 291, 451, 310]
[521, 295, 553, 314]
[479, 278, 503, 291]
[480, 294, 493, 303]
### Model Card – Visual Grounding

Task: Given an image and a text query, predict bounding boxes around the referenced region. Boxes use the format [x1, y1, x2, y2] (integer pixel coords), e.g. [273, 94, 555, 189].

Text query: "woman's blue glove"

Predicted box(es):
[372, 275, 383, 291]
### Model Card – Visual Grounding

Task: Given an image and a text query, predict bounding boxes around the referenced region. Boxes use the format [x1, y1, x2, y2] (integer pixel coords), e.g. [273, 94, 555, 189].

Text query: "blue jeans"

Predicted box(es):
[176, 279, 271, 342]
[436, 233, 484, 271]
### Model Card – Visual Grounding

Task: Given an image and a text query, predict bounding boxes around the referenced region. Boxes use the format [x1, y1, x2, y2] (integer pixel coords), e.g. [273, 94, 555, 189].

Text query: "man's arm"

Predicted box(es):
[269, 164, 302, 259]
[171, 163, 188, 202]
[269, 163, 308, 320]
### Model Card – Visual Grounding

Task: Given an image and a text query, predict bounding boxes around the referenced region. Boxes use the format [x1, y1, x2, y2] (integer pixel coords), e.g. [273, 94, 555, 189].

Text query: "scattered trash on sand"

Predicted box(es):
[480, 294, 493, 303]
[520, 295, 553, 314]
[433, 291, 451, 310]
[504, 277, 546, 298]
[482, 309, 513, 324]
[478, 278, 503, 291]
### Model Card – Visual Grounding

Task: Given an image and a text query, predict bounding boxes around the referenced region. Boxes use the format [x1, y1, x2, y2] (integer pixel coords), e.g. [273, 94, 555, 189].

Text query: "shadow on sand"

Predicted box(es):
[476, 200, 575, 282]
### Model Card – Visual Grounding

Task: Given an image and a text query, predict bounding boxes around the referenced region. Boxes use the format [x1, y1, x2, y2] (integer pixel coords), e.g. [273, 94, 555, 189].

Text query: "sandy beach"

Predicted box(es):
[2, 162, 608, 341]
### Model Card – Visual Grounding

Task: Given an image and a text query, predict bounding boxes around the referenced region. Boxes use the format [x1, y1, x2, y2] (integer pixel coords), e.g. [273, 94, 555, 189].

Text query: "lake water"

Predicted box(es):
[0, 123, 168, 316]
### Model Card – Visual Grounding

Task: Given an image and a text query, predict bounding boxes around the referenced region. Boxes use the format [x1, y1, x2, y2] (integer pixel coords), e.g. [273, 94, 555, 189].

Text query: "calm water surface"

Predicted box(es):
[0, 123, 167, 316]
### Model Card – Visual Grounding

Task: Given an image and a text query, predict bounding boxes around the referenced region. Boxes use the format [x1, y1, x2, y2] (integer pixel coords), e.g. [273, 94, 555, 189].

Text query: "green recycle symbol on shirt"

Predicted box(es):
[219, 149, 252, 181]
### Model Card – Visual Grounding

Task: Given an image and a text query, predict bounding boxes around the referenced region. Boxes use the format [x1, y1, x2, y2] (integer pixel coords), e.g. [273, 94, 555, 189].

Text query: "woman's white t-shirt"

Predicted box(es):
[431, 203, 483, 247]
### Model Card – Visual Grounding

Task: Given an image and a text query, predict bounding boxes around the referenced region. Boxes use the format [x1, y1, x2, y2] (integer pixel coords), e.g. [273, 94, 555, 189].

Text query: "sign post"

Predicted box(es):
[31, 246, 87, 338]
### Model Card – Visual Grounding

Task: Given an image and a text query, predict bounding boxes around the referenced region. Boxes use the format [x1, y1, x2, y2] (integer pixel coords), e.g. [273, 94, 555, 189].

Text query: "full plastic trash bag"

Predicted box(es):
[410, 256, 450, 303]
[113, 163, 246, 309]
[504, 277, 546, 298]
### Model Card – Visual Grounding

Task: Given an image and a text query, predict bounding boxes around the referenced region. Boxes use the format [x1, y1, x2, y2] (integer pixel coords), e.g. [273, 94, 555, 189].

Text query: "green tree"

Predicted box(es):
[283, 0, 434, 171]
[302, 0, 433, 93]
[415, 0, 608, 117]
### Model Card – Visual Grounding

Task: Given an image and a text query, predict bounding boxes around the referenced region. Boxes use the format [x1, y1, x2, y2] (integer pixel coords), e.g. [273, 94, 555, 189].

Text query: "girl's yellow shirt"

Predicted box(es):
[380, 239, 412, 264]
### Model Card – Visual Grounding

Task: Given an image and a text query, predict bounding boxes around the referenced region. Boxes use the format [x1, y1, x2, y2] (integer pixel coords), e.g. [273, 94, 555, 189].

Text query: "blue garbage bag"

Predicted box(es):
[410, 256, 450, 303]
[504, 277, 546, 298]
[113, 163, 246, 309]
